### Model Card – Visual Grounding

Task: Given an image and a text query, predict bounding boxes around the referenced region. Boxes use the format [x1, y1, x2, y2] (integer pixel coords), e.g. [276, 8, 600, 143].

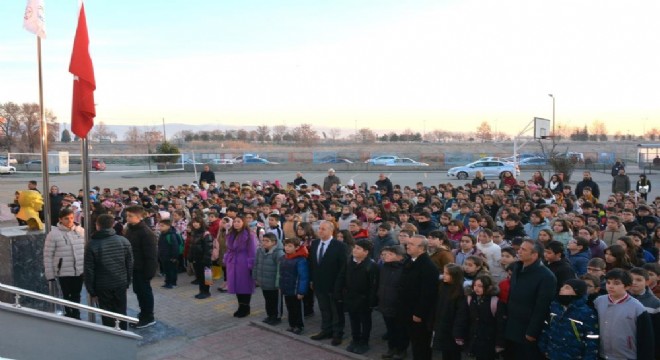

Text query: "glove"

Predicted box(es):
[496, 346, 505, 353]
[455, 339, 464, 346]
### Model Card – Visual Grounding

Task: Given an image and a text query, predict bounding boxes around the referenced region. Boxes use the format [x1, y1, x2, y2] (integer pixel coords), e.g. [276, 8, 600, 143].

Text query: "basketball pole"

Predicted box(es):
[512, 118, 537, 169]
[549, 94, 555, 137]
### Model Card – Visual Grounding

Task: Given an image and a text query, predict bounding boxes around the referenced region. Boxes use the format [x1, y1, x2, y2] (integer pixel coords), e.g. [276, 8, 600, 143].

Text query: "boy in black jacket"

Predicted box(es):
[377, 245, 407, 360]
[341, 239, 378, 355]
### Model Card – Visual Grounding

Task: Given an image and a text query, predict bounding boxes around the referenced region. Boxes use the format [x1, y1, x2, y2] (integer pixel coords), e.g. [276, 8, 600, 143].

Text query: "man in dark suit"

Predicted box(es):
[504, 239, 556, 360]
[398, 235, 439, 360]
[309, 221, 348, 346]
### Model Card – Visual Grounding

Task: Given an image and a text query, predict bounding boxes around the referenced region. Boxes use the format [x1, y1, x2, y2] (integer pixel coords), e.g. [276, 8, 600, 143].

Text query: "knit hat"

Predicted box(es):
[564, 279, 588, 298]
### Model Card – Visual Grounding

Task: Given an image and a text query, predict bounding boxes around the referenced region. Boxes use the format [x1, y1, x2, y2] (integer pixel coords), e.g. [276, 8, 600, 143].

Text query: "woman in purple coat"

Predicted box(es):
[224, 216, 258, 318]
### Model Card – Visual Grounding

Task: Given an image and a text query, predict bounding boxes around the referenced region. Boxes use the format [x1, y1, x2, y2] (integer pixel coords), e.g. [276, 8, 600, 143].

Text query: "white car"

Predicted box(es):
[448, 160, 519, 180]
[386, 158, 429, 167]
[365, 155, 399, 165]
[0, 164, 16, 174]
[208, 159, 235, 165]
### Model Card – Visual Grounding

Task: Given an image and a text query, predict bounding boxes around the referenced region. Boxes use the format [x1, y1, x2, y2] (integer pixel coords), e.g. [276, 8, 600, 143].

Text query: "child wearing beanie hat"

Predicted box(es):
[538, 279, 599, 360]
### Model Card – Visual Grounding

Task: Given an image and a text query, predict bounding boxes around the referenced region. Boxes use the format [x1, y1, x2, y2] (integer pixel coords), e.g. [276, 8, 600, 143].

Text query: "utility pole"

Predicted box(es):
[162, 117, 166, 141]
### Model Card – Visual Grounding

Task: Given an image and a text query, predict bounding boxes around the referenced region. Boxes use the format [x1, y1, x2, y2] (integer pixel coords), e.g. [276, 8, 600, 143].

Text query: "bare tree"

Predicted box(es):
[475, 121, 493, 142]
[236, 129, 249, 141]
[91, 121, 117, 142]
[0, 102, 22, 151]
[125, 126, 143, 151]
[329, 128, 342, 142]
[292, 124, 320, 146]
[273, 125, 287, 143]
[256, 125, 270, 143]
[13, 103, 59, 153]
[591, 120, 607, 141]
[357, 128, 377, 144]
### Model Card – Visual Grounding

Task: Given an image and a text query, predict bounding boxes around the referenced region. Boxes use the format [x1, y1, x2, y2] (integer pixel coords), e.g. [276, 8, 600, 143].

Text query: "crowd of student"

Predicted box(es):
[37, 166, 660, 360]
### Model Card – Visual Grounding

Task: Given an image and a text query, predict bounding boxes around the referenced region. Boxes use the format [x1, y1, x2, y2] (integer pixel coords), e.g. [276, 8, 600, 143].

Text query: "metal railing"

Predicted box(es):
[0, 282, 138, 331]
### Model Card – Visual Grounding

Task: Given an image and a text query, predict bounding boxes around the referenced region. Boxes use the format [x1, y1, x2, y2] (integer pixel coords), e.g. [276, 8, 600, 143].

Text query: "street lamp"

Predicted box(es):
[548, 94, 555, 136]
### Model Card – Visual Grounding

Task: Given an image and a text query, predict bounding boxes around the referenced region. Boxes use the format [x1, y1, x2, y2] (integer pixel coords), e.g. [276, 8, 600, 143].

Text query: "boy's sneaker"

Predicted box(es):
[354, 343, 369, 355]
[292, 327, 303, 335]
[263, 317, 281, 325]
[134, 319, 156, 329]
[194, 293, 211, 299]
[162, 284, 176, 289]
[391, 349, 407, 360]
[346, 342, 357, 353]
[286, 327, 294, 332]
[382, 348, 396, 359]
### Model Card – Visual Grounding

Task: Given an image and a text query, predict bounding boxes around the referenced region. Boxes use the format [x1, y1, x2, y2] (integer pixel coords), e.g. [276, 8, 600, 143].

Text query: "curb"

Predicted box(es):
[249, 321, 369, 360]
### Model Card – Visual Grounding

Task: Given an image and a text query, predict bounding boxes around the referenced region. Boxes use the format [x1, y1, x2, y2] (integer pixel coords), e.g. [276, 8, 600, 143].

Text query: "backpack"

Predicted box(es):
[174, 232, 185, 256]
[467, 295, 498, 317]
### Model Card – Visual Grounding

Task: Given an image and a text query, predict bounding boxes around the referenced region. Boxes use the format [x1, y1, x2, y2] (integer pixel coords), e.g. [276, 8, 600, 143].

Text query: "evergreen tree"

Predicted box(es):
[61, 129, 72, 143]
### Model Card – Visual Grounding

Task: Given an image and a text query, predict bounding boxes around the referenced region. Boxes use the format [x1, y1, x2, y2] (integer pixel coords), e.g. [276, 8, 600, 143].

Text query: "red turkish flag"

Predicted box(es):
[69, 3, 95, 139]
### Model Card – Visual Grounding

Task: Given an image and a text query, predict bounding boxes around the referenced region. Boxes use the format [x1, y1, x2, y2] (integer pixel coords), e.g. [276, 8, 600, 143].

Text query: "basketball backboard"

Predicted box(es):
[534, 117, 551, 139]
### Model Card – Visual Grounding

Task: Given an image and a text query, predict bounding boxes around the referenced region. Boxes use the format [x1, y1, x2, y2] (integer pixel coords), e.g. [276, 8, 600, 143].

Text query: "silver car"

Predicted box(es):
[447, 160, 519, 180]
[386, 158, 429, 167]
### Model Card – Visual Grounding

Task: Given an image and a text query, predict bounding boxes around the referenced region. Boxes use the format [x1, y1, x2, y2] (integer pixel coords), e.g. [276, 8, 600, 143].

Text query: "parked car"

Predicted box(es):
[243, 158, 278, 165]
[386, 158, 429, 167]
[501, 153, 544, 163]
[447, 160, 520, 180]
[0, 156, 17, 165]
[183, 159, 205, 165]
[475, 156, 504, 162]
[233, 154, 259, 163]
[518, 157, 548, 166]
[24, 160, 42, 171]
[556, 152, 584, 163]
[320, 158, 354, 164]
[91, 158, 106, 171]
[365, 155, 399, 165]
[0, 164, 16, 174]
[208, 158, 235, 165]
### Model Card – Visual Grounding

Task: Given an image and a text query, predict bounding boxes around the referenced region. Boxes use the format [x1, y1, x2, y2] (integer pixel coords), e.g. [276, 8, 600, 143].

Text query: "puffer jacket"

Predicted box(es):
[538, 297, 599, 360]
[278, 246, 309, 296]
[568, 250, 591, 276]
[84, 229, 133, 297]
[43, 223, 85, 279]
[187, 229, 213, 267]
[253, 245, 284, 290]
[377, 260, 404, 317]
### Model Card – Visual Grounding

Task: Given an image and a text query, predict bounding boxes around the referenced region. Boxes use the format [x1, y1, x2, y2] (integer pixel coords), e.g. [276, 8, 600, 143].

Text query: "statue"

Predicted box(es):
[16, 190, 44, 230]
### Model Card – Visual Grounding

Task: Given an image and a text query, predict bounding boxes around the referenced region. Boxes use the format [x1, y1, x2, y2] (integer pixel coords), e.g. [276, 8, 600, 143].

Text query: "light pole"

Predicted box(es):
[548, 94, 555, 136]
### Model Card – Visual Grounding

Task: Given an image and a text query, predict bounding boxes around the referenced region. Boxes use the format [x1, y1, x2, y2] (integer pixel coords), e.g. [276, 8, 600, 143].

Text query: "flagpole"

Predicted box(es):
[81, 137, 91, 236]
[37, 35, 51, 233]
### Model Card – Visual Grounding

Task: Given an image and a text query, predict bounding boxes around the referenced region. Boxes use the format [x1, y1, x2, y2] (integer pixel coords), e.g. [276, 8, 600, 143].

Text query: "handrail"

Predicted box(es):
[0, 282, 138, 331]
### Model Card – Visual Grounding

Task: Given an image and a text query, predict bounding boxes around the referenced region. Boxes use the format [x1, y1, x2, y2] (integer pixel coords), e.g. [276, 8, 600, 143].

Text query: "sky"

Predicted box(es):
[2, 0, 660, 137]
